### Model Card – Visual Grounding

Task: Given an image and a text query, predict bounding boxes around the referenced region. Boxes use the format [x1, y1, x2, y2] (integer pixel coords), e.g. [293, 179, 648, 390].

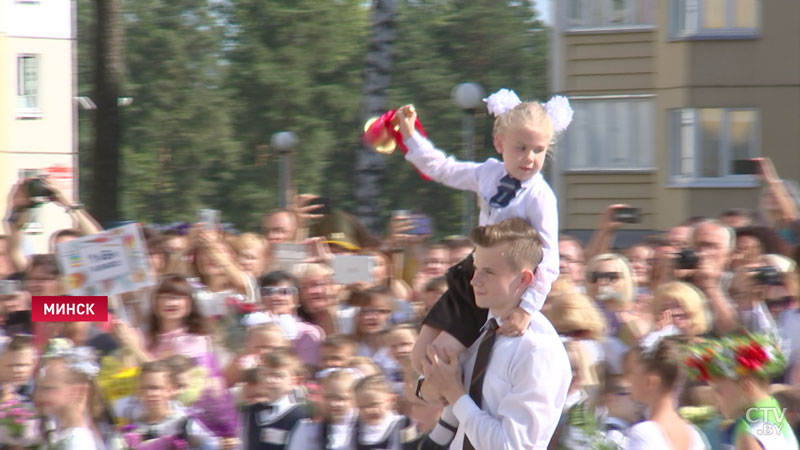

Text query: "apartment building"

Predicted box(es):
[0, 0, 76, 252]
[551, 0, 800, 241]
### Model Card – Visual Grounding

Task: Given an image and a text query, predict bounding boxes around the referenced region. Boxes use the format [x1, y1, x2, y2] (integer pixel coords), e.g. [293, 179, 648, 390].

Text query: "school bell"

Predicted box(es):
[362, 106, 427, 155]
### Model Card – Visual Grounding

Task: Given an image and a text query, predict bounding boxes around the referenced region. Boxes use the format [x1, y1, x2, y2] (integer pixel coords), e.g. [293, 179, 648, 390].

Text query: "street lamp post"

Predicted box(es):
[452, 82, 485, 234]
[271, 131, 299, 208]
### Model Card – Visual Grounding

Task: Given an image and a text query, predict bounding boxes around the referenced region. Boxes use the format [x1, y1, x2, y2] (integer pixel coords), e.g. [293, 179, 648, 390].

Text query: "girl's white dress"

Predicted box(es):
[50, 426, 97, 450]
[626, 420, 709, 450]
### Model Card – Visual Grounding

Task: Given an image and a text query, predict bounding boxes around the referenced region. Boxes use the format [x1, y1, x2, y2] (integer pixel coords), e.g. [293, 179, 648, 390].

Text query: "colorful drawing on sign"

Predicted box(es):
[68, 252, 82, 268]
[55, 223, 156, 297]
[67, 273, 86, 290]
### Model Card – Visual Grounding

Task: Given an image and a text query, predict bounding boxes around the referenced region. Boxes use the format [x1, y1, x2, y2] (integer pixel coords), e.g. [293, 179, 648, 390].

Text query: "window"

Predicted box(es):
[672, 0, 759, 38]
[669, 108, 759, 184]
[567, 0, 654, 30]
[17, 54, 41, 117]
[561, 96, 655, 170]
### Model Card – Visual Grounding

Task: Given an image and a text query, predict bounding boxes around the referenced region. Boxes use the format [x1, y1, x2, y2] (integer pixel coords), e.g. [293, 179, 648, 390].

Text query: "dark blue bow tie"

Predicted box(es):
[489, 174, 522, 208]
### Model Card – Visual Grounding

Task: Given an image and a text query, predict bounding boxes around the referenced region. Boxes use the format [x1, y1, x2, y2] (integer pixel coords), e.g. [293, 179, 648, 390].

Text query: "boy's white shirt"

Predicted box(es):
[403, 131, 559, 313]
[449, 312, 571, 449]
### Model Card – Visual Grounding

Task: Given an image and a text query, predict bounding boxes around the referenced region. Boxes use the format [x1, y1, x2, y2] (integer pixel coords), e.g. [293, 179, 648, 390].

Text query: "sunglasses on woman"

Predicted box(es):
[260, 286, 298, 297]
[588, 271, 622, 283]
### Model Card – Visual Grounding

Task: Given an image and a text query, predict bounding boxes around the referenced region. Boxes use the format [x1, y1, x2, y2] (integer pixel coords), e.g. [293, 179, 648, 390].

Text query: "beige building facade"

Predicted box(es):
[551, 0, 800, 239]
[1, 0, 76, 253]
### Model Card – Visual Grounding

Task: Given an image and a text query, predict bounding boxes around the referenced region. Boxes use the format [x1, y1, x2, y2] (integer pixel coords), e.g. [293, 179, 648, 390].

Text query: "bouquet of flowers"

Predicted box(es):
[0, 398, 38, 445]
[558, 397, 620, 450]
[191, 384, 238, 438]
[684, 333, 786, 382]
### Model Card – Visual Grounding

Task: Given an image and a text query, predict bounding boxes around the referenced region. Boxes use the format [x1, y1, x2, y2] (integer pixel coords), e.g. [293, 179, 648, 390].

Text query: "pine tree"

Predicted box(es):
[119, 0, 240, 224]
[378, 0, 549, 237]
[222, 0, 368, 228]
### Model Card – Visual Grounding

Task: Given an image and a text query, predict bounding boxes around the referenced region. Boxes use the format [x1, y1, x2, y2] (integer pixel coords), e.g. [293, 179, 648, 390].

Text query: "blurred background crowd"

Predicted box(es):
[0, 151, 798, 449]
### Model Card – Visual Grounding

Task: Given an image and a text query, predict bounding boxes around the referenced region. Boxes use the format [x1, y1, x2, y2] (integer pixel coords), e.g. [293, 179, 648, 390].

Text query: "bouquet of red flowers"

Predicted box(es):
[684, 333, 786, 381]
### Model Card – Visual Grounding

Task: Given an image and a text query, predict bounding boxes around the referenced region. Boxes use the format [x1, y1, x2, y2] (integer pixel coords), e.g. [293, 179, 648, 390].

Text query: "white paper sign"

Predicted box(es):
[79, 239, 129, 283]
[331, 255, 374, 285]
[56, 223, 155, 296]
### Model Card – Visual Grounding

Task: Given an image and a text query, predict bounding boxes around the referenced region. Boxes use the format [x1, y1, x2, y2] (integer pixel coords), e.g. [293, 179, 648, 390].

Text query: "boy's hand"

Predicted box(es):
[423, 346, 464, 405]
[498, 307, 531, 336]
[396, 104, 417, 139]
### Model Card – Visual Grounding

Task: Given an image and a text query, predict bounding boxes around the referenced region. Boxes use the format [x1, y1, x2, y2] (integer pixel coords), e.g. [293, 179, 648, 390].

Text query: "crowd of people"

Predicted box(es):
[0, 88, 799, 450]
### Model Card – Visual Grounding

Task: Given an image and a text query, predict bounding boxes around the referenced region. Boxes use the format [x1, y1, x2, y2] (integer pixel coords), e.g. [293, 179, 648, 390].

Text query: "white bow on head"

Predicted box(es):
[483, 88, 574, 133]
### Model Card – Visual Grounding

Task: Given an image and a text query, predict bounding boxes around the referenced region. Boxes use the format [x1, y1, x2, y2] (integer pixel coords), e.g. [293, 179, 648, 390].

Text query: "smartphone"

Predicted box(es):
[732, 159, 759, 175]
[613, 207, 641, 224]
[331, 255, 374, 285]
[0, 280, 22, 296]
[272, 243, 309, 273]
[307, 197, 333, 216]
[408, 214, 433, 235]
[197, 209, 220, 230]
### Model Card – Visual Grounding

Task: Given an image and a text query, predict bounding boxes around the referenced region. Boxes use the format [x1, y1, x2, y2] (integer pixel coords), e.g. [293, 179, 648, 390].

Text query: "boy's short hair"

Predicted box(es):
[469, 218, 543, 270]
[442, 235, 473, 250]
[353, 374, 392, 395]
[243, 366, 265, 384]
[53, 229, 84, 242]
[5, 334, 33, 352]
[28, 254, 60, 277]
[425, 242, 448, 252]
[262, 349, 301, 376]
[423, 276, 447, 294]
[347, 356, 381, 376]
[321, 368, 357, 387]
[321, 335, 355, 351]
[162, 354, 195, 378]
[139, 360, 171, 377]
[388, 323, 417, 338]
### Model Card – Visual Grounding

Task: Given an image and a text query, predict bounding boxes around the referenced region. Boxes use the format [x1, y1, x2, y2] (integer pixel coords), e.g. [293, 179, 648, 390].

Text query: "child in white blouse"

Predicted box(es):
[35, 354, 99, 450]
[352, 374, 419, 449]
[287, 369, 358, 450]
[120, 361, 219, 449]
[395, 90, 572, 376]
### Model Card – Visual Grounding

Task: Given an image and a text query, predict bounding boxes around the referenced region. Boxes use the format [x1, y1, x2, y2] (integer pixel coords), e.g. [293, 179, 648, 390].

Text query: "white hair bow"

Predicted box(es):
[483, 89, 522, 117]
[43, 338, 100, 379]
[483, 88, 574, 133]
[639, 325, 681, 359]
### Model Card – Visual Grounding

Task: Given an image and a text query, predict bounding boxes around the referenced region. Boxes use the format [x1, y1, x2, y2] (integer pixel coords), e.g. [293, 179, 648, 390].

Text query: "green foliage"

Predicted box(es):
[383, 0, 549, 237]
[118, 0, 239, 223]
[78, 0, 549, 235]
[221, 0, 369, 227]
